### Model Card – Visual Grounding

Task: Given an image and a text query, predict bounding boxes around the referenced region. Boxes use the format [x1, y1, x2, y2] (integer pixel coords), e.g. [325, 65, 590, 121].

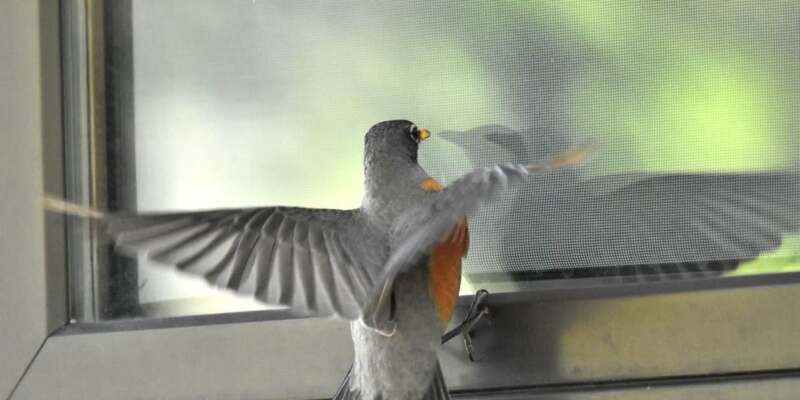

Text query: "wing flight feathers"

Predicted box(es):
[107, 207, 379, 319]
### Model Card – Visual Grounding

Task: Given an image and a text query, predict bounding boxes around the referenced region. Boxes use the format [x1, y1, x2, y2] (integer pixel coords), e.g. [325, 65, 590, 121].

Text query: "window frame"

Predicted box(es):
[5, 1, 800, 399]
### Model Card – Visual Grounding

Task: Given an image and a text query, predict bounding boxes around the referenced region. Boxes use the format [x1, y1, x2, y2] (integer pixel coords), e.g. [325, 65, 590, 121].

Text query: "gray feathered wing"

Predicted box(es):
[107, 159, 572, 322]
[382, 163, 536, 281]
[359, 162, 537, 330]
[107, 207, 381, 319]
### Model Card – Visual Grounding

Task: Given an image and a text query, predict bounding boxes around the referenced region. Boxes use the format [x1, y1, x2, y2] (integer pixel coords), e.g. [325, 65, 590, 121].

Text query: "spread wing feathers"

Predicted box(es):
[382, 163, 533, 281]
[106, 207, 382, 319]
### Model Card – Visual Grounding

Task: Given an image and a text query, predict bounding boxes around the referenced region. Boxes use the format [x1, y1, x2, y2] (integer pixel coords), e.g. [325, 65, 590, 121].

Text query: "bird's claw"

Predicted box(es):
[442, 289, 490, 362]
[463, 331, 476, 362]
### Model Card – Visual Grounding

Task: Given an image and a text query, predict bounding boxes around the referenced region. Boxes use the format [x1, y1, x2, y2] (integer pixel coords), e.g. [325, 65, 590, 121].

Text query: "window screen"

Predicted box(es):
[78, 1, 799, 321]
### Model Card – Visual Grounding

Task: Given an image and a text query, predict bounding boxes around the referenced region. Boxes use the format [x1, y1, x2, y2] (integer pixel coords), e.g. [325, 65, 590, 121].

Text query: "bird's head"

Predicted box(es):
[364, 120, 430, 163]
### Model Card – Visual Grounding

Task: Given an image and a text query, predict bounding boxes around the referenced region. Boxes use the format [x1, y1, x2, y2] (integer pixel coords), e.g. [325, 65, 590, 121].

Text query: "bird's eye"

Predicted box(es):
[409, 125, 420, 143]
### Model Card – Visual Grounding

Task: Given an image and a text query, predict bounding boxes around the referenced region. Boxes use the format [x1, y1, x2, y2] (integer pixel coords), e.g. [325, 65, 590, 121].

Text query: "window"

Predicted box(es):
[75, 0, 799, 322]
[4, 1, 800, 399]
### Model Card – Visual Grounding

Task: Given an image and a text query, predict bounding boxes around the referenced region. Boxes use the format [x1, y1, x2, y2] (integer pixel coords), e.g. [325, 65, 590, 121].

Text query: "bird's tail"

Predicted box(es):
[331, 365, 355, 400]
[332, 361, 451, 400]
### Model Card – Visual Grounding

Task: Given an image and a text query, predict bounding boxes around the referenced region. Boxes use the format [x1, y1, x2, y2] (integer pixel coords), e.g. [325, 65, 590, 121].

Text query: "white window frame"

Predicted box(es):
[3, 1, 800, 399]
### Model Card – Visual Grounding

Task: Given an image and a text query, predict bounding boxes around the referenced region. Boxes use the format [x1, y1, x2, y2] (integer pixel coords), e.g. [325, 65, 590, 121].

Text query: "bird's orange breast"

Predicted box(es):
[420, 177, 470, 328]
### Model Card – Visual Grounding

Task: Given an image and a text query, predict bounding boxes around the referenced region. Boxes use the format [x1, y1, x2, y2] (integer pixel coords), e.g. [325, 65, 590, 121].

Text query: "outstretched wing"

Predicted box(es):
[107, 207, 383, 319]
[358, 163, 535, 332]
[388, 164, 527, 272]
[383, 149, 588, 282]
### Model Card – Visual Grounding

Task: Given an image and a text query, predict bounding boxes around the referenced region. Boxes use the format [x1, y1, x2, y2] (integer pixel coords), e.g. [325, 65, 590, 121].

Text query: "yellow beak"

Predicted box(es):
[419, 129, 430, 141]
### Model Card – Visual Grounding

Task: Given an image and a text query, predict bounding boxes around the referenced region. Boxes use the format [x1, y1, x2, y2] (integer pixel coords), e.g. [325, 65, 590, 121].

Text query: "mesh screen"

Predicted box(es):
[118, 1, 799, 312]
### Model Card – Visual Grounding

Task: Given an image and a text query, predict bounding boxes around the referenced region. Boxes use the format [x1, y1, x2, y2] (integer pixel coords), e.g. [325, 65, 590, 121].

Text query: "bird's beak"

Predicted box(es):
[419, 129, 430, 141]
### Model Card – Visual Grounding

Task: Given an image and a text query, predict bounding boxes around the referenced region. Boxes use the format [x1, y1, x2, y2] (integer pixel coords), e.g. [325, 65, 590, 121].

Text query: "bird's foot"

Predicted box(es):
[442, 289, 490, 362]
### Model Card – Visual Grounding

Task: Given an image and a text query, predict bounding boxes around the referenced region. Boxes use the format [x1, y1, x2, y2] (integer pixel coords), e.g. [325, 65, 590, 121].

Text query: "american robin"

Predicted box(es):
[107, 120, 589, 400]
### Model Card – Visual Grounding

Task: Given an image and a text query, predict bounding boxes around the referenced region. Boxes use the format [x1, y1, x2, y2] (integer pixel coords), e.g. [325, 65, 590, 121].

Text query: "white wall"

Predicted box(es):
[0, 0, 62, 397]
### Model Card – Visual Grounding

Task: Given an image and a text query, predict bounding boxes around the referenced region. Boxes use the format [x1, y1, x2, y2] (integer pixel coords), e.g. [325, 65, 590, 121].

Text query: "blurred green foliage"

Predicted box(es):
[521, 2, 799, 274]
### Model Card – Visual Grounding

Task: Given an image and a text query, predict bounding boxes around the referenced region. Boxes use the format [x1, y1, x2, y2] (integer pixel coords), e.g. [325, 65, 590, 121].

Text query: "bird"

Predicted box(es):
[439, 125, 799, 283]
[104, 120, 590, 400]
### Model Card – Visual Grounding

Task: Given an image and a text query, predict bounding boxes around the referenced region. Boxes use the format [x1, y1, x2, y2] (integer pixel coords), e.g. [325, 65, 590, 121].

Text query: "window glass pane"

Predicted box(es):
[84, 0, 799, 321]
